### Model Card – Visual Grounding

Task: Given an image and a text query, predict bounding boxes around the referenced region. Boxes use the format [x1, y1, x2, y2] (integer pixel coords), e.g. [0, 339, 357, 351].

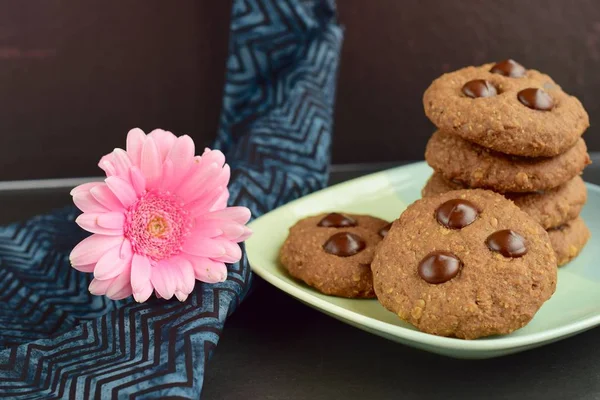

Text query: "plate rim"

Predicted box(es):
[247, 161, 600, 351]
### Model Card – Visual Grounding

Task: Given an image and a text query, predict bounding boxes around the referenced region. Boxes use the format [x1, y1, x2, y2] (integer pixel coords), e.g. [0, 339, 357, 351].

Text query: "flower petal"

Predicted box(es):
[72, 263, 96, 273]
[168, 135, 196, 165]
[108, 286, 133, 300]
[166, 135, 195, 190]
[130, 166, 146, 196]
[218, 221, 246, 240]
[186, 187, 226, 217]
[105, 176, 137, 208]
[148, 129, 177, 161]
[120, 238, 133, 259]
[151, 262, 176, 300]
[94, 244, 132, 280]
[133, 283, 153, 303]
[70, 182, 101, 196]
[174, 291, 188, 302]
[175, 162, 219, 200]
[110, 148, 133, 179]
[236, 226, 253, 242]
[170, 256, 195, 294]
[213, 164, 231, 190]
[76, 213, 123, 235]
[168, 265, 188, 302]
[126, 128, 146, 166]
[187, 255, 227, 283]
[70, 234, 124, 267]
[180, 265, 195, 294]
[169, 135, 195, 169]
[107, 283, 133, 300]
[212, 241, 242, 264]
[187, 165, 230, 204]
[98, 155, 117, 176]
[160, 158, 174, 191]
[181, 235, 226, 258]
[169, 263, 184, 298]
[97, 212, 126, 229]
[89, 278, 115, 295]
[198, 207, 251, 224]
[91, 184, 126, 212]
[141, 136, 163, 190]
[189, 220, 222, 238]
[73, 191, 109, 213]
[210, 189, 229, 212]
[131, 253, 152, 294]
[201, 148, 225, 168]
[191, 218, 245, 240]
[106, 263, 132, 299]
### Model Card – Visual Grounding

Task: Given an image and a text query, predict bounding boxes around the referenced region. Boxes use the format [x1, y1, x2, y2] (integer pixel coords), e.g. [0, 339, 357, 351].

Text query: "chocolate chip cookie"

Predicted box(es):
[423, 61, 589, 157]
[280, 212, 389, 298]
[422, 173, 587, 230]
[547, 217, 591, 266]
[425, 130, 590, 192]
[372, 189, 557, 339]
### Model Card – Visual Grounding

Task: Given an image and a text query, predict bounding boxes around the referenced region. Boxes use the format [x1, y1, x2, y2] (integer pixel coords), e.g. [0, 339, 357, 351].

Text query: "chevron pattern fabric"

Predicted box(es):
[0, 0, 342, 398]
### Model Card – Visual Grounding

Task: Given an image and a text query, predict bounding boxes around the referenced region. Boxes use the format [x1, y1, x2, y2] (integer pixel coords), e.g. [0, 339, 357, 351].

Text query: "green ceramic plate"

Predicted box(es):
[246, 162, 600, 359]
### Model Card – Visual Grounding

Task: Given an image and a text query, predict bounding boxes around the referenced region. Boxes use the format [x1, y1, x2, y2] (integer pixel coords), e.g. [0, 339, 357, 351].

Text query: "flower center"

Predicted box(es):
[124, 191, 191, 261]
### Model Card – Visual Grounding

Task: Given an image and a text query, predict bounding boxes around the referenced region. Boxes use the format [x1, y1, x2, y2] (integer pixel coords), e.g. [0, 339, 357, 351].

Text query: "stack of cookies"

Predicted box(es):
[421, 60, 591, 266]
[278, 59, 590, 339]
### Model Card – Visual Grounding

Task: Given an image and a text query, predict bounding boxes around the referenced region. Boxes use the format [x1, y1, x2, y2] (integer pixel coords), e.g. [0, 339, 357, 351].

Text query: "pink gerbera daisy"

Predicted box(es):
[69, 128, 252, 302]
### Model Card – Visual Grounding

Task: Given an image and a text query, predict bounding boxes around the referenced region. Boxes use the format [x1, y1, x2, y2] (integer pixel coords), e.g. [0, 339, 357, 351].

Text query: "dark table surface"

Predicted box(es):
[2, 158, 600, 400]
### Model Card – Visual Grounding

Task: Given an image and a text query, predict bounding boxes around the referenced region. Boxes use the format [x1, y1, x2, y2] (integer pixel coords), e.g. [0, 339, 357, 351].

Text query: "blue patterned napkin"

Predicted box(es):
[0, 0, 342, 398]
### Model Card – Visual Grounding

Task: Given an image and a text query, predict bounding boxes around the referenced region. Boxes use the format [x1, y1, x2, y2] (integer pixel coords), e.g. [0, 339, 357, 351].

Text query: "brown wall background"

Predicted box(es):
[1, 1, 599, 180]
[0, 1, 232, 180]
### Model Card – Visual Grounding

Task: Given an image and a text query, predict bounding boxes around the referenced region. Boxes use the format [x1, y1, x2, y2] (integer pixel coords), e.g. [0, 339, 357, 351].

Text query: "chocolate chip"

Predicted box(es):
[418, 251, 462, 284]
[323, 232, 366, 257]
[378, 222, 393, 238]
[318, 213, 357, 228]
[517, 88, 554, 111]
[435, 199, 480, 229]
[490, 59, 526, 78]
[462, 79, 497, 98]
[486, 229, 528, 258]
